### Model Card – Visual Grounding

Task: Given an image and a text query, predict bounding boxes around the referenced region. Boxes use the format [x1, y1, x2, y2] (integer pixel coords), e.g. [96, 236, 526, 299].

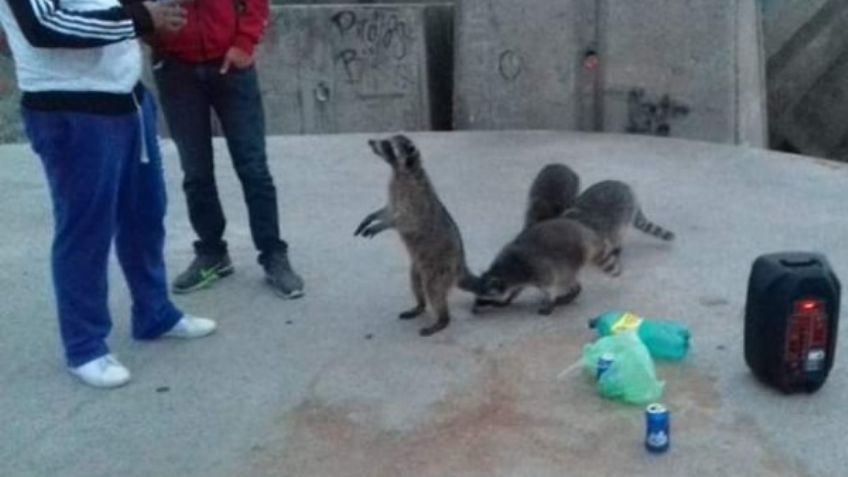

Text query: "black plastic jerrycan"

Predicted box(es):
[745, 252, 840, 393]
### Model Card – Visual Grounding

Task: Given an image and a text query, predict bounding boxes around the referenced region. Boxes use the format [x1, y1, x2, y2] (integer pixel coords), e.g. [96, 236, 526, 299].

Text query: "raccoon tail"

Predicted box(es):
[633, 209, 675, 241]
[457, 264, 484, 295]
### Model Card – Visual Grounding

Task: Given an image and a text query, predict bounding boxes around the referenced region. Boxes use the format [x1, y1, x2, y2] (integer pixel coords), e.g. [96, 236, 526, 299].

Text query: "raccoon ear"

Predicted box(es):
[393, 135, 417, 158]
[393, 133, 415, 148]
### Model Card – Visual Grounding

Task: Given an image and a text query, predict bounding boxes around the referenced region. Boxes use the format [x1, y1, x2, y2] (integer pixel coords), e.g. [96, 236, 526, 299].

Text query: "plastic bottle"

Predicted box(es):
[589, 311, 691, 361]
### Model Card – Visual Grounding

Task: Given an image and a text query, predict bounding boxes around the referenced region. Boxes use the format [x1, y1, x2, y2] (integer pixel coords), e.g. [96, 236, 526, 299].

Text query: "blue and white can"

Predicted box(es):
[596, 353, 614, 380]
[645, 403, 670, 453]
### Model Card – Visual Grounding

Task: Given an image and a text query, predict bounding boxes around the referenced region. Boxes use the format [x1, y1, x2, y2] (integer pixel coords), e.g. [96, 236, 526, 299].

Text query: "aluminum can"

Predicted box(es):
[645, 403, 670, 453]
[596, 353, 614, 380]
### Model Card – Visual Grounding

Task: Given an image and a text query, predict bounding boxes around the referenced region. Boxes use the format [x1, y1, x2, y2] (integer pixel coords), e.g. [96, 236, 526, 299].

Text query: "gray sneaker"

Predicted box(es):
[172, 252, 234, 294]
[261, 250, 304, 299]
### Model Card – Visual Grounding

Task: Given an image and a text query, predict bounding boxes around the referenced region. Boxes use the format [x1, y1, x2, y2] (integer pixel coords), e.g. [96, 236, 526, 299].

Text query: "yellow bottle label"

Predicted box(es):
[611, 312, 643, 334]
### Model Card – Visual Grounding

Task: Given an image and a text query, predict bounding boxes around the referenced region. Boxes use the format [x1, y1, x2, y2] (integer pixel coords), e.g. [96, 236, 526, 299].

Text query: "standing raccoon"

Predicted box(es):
[354, 134, 481, 337]
[474, 217, 616, 315]
[524, 163, 580, 229]
[563, 180, 674, 275]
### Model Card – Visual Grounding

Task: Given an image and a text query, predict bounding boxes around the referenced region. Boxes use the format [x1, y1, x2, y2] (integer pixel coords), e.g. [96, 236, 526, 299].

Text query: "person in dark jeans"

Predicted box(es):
[152, 0, 304, 298]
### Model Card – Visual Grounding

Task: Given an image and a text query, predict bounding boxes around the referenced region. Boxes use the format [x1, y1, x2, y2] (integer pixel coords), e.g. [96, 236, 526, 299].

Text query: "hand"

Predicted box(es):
[220, 46, 255, 74]
[143, 0, 187, 33]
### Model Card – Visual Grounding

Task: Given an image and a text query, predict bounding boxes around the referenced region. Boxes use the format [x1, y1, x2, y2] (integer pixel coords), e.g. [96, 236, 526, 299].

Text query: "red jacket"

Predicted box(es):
[154, 0, 269, 62]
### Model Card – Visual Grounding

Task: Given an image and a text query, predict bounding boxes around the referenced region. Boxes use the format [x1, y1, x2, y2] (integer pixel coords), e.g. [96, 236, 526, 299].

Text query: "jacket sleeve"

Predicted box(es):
[232, 0, 268, 56]
[5, 0, 153, 48]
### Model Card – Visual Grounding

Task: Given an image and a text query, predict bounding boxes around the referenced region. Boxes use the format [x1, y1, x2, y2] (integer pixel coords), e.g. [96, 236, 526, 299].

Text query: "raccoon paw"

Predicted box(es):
[555, 284, 582, 305]
[399, 306, 425, 320]
[360, 225, 379, 238]
[471, 297, 509, 314]
[419, 321, 448, 337]
[353, 218, 373, 237]
[537, 304, 555, 316]
[355, 220, 388, 238]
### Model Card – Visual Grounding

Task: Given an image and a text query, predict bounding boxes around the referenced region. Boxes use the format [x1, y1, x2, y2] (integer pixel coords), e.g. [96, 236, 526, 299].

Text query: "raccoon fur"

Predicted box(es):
[563, 179, 674, 276]
[355, 134, 481, 336]
[473, 217, 616, 316]
[524, 163, 580, 229]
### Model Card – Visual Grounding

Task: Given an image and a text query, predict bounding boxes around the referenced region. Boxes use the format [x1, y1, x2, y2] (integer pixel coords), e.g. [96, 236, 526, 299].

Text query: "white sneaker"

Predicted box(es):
[162, 315, 217, 339]
[68, 354, 131, 389]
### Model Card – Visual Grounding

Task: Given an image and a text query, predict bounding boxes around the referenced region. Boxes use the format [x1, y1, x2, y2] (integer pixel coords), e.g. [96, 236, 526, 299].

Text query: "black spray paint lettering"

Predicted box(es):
[626, 89, 690, 136]
[332, 9, 413, 85]
[337, 49, 363, 83]
[332, 10, 410, 59]
[331, 11, 357, 35]
[499, 50, 522, 81]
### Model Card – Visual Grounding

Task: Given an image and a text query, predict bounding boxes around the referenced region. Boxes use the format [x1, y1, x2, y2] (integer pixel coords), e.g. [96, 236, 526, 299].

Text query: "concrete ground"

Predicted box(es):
[0, 131, 845, 477]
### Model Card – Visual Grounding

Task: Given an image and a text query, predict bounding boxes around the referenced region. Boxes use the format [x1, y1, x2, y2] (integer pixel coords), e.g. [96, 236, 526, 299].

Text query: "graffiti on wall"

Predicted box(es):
[498, 49, 522, 81]
[626, 89, 690, 137]
[331, 8, 417, 98]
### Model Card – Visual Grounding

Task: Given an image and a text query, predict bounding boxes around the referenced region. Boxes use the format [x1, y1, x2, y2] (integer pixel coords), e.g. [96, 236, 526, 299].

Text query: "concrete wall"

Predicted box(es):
[454, 0, 767, 147]
[256, 4, 434, 134]
[453, 0, 591, 131]
[761, 0, 829, 58]
[763, 0, 848, 160]
[1, 1, 766, 148]
[262, 2, 456, 133]
[604, 0, 765, 145]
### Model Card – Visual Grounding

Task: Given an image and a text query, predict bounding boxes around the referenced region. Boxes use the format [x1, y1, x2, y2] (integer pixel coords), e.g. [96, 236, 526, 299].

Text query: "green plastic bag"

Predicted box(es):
[582, 331, 665, 405]
[590, 311, 691, 361]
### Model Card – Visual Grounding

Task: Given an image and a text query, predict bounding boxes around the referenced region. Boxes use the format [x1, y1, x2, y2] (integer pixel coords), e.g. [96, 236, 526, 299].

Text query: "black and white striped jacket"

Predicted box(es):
[0, 0, 153, 114]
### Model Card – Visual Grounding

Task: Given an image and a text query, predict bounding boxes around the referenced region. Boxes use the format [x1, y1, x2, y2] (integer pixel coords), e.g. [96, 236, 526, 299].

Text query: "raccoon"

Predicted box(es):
[563, 180, 674, 276]
[354, 134, 481, 336]
[473, 217, 616, 316]
[524, 163, 581, 229]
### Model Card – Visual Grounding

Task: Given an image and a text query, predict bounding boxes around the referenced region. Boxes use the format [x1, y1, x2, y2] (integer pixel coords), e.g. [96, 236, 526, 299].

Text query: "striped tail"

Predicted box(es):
[633, 209, 675, 241]
[457, 264, 484, 294]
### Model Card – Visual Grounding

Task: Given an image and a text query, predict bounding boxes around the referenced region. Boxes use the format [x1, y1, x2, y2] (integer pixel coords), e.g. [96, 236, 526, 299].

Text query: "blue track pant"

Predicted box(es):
[23, 90, 182, 367]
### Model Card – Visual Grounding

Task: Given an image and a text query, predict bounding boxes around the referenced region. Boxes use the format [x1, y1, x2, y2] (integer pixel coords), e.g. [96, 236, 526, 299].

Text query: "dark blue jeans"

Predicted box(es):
[23, 90, 183, 367]
[153, 58, 286, 259]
